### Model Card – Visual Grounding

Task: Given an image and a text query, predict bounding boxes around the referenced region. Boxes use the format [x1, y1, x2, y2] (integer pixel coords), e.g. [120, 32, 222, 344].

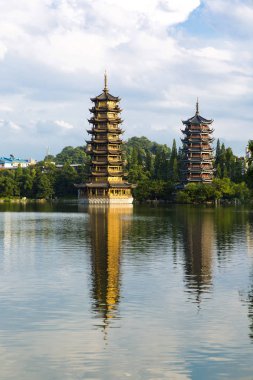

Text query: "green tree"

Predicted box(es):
[54, 163, 78, 197]
[34, 171, 54, 199]
[168, 139, 179, 182]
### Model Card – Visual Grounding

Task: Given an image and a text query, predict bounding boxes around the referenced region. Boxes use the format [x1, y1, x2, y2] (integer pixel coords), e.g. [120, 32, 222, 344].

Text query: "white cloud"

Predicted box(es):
[0, 41, 7, 60]
[0, 0, 252, 157]
[0, 0, 200, 73]
[54, 119, 74, 129]
[0, 119, 21, 131]
[0, 104, 13, 112]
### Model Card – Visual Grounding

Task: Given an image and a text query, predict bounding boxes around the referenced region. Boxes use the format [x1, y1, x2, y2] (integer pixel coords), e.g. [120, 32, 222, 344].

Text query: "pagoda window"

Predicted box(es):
[97, 134, 106, 140]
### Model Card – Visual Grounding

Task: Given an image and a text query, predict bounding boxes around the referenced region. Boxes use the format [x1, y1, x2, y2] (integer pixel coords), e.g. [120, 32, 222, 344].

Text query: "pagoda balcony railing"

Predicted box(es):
[182, 138, 214, 144]
[90, 147, 121, 154]
[184, 153, 214, 157]
[89, 106, 122, 113]
[183, 147, 213, 152]
[185, 177, 213, 182]
[187, 144, 211, 148]
[90, 139, 108, 144]
[184, 128, 214, 134]
[181, 128, 213, 134]
[108, 138, 122, 143]
[108, 159, 123, 164]
[190, 147, 213, 151]
[187, 164, 213, 169]
[188, 125, 213, 130]
[87, 128, 123, 134]
[184, 168, 213, 173]
[108, 128, 123, 133]
[91, 160, 107, 165]
[92, 149, 107, 154]
[182, 158, 213, 164]
[186, 174, 213, 178]
[88, 138, 122, 144]
[108, 148, 120, 154]
[91, 171, 108, 176]
[108, 170, 123, 176]
[86, 139, 103, 145]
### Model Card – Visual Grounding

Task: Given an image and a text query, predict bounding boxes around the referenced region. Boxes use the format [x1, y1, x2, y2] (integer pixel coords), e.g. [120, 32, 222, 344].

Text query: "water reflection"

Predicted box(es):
[246, 213, 253, 342]
[1, 204, 253, 379]
[214, 207, 249, 262]
[178, 209, 214, 302]
[87, 205, 132, 330]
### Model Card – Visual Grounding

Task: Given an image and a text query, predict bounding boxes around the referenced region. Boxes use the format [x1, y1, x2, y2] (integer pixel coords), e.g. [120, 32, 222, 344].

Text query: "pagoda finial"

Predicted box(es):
[196, 97, 199, 115]
[104, 70, 108, 93]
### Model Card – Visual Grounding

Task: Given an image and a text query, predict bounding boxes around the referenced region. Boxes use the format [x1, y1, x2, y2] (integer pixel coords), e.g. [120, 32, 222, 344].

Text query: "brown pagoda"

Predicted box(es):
[181, 100, 214, 184]
[76, 74, 134, 203]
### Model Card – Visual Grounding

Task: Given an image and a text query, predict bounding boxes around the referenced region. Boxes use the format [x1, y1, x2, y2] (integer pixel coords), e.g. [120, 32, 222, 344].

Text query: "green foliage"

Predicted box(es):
[214, 140, 244, 182]
[133, 180, 174, 201]
[176, 179, 250, 204]
[0, 171, 19, 197]
[124, 136, 171, 181]
[46, 146, 89, 165]
[0, 136, 251, 203]
[248, 140, 253, 158]
[54, 163, 79, 197]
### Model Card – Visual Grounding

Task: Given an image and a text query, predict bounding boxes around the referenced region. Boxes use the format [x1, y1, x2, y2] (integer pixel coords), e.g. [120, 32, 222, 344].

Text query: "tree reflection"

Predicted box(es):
[87, 205, 132, 331]
[248, 281, 253, 341]
[215, 207, 248, 262]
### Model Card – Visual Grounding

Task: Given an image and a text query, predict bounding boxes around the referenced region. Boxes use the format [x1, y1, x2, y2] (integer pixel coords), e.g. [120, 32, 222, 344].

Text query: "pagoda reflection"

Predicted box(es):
[246, 215, 253, 341]
[180, 209, 215, 302]
[87, 205, 132, 329]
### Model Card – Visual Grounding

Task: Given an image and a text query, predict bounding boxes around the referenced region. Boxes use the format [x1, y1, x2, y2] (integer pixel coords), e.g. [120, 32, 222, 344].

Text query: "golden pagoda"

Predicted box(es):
[76, 74, 134, 204]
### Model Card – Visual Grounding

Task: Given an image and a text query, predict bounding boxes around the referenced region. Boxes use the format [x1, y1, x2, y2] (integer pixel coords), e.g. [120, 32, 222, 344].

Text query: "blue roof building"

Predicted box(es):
[0, 156, 36, 169]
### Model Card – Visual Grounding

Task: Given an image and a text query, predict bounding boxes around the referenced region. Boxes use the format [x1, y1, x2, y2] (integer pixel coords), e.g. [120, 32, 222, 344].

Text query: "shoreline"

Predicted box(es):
[0, 197, 251, 206]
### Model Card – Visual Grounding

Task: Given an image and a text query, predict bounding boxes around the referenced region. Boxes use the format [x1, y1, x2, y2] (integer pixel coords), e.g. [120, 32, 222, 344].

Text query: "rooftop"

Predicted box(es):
[182, 100, 213, 126]
[90, 73, 120, 102]
[0, 156, 30, 164]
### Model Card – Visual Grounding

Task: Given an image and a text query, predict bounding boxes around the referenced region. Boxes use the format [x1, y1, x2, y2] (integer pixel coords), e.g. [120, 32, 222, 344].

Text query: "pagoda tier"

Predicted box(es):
[180, 101, 215, 185]
[181, 137, 214, 143]
[76, 74, 135, 204]
[181, 128, 214, 135]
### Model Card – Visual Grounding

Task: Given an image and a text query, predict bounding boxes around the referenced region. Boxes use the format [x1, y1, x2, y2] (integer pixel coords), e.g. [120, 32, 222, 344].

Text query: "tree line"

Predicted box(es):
[124, 136, 253, 202]
[0, 138, 252, 202]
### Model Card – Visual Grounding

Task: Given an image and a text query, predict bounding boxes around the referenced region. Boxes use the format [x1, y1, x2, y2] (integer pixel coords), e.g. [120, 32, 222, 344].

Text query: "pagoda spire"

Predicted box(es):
[196, 97, 199, 115]
[104, 70, 108, 93]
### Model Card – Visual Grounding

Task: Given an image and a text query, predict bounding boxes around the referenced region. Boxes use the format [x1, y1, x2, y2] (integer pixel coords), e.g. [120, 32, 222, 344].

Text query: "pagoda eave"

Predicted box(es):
[89, 107, 122, 113]
[88, 118, 123, 124]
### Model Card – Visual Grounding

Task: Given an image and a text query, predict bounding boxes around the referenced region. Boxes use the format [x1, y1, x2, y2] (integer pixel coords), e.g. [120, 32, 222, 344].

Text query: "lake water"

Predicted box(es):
[0, 203, 253, 379]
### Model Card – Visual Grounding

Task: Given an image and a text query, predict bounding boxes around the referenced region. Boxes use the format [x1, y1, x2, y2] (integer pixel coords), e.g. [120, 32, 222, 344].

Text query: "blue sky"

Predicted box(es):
[0, 0, 252, 159]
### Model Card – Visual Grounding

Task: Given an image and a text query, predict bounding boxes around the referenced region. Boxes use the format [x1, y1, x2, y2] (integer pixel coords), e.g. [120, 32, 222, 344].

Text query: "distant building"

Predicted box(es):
[245, 145, 252, 170]
[181, 100, 215, 184]
[0, 155, 36, 170]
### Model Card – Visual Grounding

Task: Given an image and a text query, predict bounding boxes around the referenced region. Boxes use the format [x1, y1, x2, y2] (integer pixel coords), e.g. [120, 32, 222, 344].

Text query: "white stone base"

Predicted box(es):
[78, 197, 134, 204]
